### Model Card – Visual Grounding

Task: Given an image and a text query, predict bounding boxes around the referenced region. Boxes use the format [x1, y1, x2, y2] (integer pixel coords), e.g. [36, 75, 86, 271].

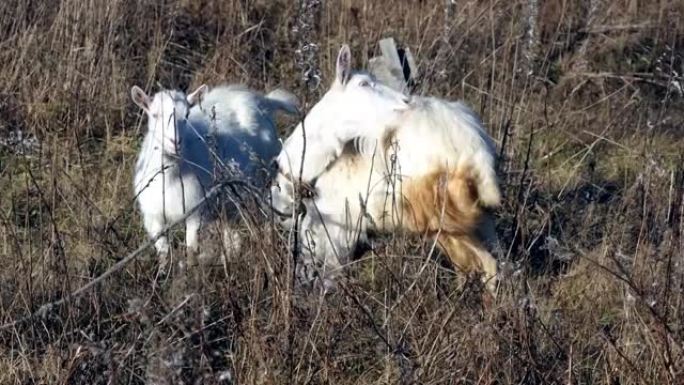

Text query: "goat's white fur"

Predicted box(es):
[133, 84, 297, 259]
[272, 45, 501, 293]
[276, 44, 410, 184]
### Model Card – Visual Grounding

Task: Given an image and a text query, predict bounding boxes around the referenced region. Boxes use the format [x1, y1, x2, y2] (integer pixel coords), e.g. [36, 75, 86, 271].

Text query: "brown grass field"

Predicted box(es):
[1, 0, 683, 384]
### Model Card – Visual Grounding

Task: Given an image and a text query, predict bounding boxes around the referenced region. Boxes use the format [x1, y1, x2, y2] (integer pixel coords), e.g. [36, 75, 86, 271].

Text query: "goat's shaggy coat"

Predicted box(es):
[272, 45, 501, 294]
[290, 98, 500, 293]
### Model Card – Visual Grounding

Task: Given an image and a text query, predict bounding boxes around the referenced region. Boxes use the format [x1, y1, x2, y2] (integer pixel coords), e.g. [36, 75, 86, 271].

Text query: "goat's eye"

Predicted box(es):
[359, 80, 370, 87]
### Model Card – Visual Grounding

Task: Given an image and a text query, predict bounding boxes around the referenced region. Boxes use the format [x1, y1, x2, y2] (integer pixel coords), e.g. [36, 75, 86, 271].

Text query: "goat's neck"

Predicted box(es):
[287, 97, 372, 183]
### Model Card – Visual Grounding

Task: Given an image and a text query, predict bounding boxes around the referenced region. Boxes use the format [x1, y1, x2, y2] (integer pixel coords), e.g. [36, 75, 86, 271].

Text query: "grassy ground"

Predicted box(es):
[0, 0, 683, 384]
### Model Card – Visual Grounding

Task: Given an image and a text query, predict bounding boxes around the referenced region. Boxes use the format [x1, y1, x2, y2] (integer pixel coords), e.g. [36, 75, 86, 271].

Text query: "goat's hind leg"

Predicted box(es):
[144, 215, 171, 268]
[436, 233, 498, 298]
[185, 212, 202, 254]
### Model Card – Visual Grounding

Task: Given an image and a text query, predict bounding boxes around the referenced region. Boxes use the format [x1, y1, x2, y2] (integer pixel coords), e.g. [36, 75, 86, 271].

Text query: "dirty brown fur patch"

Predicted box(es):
[399, 165, 483, 236]
[322, 139, 364, 175]
[341, 138, 361, 157]
[436, 233, 497, 288]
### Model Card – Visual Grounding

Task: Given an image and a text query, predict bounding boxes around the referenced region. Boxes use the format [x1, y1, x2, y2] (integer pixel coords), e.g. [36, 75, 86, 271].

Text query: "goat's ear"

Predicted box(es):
[131, 86, 151, 112]
[187, 84, 208, 106]
[335, 44, 352, 86]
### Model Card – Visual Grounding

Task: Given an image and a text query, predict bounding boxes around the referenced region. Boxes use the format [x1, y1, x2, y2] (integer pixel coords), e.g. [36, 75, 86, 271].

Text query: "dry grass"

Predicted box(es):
[1, 0, 683, 384]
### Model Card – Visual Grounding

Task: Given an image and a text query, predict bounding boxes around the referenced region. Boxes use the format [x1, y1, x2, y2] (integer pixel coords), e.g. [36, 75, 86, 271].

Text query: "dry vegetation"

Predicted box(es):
[1, 0, 683, 384]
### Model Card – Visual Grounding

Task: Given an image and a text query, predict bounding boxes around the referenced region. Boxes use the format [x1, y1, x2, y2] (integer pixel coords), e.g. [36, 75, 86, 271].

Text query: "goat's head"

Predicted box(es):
[131, 84, 208, 155]
[326, 44, 410, 125]
[276, 44, 410, 182]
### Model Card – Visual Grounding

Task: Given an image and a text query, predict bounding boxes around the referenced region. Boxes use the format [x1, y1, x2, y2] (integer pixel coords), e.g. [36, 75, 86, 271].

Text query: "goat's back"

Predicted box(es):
[311, 96, 502, 234]
[386, 98, 494, 174]
[187, 85, 282, 186]
[390, 97, 501, 206]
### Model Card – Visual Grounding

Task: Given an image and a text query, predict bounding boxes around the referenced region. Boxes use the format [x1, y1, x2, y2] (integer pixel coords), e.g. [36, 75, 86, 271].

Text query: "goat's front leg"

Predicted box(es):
[143, 215, 169, 254]
[185, 212, 202, 254]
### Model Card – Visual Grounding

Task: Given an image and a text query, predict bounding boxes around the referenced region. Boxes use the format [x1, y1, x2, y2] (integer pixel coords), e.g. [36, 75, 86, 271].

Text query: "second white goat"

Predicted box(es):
[132, 84, 297, 262]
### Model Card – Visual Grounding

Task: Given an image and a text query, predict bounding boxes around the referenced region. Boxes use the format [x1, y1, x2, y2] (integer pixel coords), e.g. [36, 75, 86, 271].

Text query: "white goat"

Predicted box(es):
[272, 45, 501, 294]
[132, 84, 297, 262]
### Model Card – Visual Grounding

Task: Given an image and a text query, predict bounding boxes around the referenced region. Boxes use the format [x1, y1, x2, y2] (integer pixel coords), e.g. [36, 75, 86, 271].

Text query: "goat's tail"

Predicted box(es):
[264, 88, 299, 116]
[463, 150, 501, 208]
[401, 163, 486, 236]
[474, 166, 501, 208]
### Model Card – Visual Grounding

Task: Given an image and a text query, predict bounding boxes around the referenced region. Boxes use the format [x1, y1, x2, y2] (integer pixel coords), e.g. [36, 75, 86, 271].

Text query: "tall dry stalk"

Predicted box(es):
[572, 0, 602, 73]
[522, 0, 540, 77]
[293, 0, 323, 95]
[442, 0, 456, 79]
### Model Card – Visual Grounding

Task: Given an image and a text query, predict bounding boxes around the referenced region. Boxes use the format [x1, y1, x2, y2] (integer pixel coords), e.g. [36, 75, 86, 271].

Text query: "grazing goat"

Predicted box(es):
[132, 84, 297, 263]
[272, 45, 501, 294]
